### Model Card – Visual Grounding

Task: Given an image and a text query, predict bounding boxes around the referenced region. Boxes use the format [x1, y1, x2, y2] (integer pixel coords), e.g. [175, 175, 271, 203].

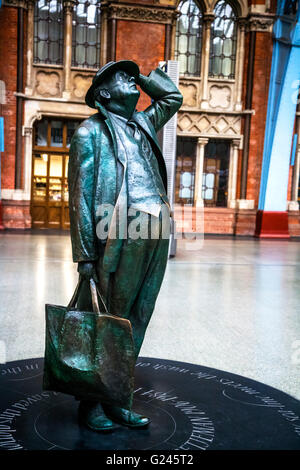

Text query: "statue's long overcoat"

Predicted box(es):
[68, 68, 183, 273]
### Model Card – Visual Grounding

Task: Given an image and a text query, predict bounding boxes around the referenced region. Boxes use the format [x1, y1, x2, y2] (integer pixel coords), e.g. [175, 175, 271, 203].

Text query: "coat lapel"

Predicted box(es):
[95, 102, 126, 167]
[132, 111, 161, 151]
[95, 104, 167, 194]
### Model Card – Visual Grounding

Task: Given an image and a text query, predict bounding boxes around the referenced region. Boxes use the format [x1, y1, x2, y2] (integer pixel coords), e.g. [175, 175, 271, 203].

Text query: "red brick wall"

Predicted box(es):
[115, 20, 166, 111]
[2, 200, 31, 229]
[0, 6, 18, 190]
[246, 31, 273, 206]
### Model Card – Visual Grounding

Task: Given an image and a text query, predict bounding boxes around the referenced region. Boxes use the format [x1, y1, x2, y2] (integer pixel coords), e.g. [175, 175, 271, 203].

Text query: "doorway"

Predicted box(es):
[31, 118, 81, 229]
[202, 139, 230, 207]
[175, 137, 197, 206]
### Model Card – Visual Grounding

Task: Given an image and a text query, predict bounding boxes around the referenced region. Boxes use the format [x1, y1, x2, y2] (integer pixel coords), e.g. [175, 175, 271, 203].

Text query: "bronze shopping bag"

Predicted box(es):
[43, 277, 135, 410]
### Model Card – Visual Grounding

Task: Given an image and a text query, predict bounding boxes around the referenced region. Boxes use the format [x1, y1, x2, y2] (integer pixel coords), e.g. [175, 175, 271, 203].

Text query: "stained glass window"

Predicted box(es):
[209, 1, 237, 79]
[34, 0, 64, 65]
[175, 0, 203, 77]
[72, 0, 101, 68]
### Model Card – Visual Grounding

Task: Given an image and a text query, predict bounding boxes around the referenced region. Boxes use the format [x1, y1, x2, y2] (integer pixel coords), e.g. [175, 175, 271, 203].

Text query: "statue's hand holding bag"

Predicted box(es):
[43, 277, 135, 410]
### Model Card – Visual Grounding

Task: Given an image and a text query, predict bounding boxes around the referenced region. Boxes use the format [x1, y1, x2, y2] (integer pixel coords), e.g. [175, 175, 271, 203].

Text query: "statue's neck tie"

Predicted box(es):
[128, 121, 150, 156]
[127, 121, 141, 142]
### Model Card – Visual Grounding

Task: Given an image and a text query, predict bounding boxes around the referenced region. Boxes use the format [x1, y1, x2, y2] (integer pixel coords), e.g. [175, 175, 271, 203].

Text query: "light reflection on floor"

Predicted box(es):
[0, 232, 299, 400]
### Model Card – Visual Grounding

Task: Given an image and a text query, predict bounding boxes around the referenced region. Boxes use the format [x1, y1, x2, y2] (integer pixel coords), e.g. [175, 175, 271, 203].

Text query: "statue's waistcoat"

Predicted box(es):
[68, 67, 183, 273]
[69, 107, 168, 273]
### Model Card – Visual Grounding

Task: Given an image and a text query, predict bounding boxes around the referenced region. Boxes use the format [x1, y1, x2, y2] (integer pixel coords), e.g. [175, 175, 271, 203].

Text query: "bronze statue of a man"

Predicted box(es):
[68, 60, 182, 431]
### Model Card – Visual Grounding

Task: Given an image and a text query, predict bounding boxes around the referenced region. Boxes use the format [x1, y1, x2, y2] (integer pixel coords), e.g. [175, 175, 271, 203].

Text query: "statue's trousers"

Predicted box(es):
[77, 209, 170, 360]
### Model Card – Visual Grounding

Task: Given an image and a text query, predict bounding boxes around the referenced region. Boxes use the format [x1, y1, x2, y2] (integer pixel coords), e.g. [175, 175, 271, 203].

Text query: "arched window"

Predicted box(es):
[209, 1, 237, 79]
[34, 0, 64, 65]
[175, 0, 203, 77]
[72, 0, 101, 68]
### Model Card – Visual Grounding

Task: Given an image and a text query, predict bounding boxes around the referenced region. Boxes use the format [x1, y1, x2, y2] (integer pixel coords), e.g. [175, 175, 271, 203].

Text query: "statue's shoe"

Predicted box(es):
[78, 400, 116, 432]
[103, 404, 150, 428]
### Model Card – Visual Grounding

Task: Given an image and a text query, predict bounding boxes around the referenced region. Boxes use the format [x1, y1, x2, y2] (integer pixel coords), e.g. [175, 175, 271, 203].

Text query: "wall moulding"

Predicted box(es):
[24, 99, 92, 129]
[177, 111, 241, 137]
[179, 79, 236, 111]
[3, 0, 28, 8]
[106, 3, 177, 24]
[34, 70, 62, 98]
[179, 81, 200, 108]
[208, 84, 232, 110]
[71, 73, 94, 100]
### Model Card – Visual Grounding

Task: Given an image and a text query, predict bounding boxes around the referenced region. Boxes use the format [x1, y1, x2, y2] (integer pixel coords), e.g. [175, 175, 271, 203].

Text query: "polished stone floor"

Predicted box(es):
[0, 232, 299, 400]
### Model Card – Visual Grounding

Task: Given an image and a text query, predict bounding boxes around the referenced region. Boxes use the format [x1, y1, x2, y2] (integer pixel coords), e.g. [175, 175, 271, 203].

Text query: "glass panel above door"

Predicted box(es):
[66, 122, 80, 147]
[50, 120, 63, 147]
[35, 120, 48, 147]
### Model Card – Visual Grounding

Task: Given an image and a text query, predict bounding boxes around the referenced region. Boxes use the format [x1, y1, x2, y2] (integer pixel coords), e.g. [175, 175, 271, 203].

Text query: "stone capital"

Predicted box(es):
[247, 13, 275, 32]
[63, 0, 76, 14]
[27, 0, 35, 9]
[203, 13, 215, 26]
[22, 126, 33, 137]
[237, 17, 248, 30]
[197, 137, 209, 147]
[232, 139, 240, 149]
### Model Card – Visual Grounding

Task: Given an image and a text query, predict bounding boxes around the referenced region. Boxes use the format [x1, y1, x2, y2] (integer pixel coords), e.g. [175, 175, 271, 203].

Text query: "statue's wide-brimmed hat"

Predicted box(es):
[85, 60, 140, 109]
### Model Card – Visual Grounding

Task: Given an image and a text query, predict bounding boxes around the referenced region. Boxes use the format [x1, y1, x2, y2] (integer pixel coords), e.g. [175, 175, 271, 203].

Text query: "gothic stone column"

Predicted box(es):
[62, 0, 75, 99]
[195, 137, 209, 208]
[228, 139, 240, 209]
[25, 0, 35, 95]
[200, 14, 214, 110]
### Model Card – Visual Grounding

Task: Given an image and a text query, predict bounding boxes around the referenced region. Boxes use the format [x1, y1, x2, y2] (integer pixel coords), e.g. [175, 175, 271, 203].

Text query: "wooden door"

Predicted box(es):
[175, 137, 197, 205]
[202, 140, 230, 207]
[31, 118, 78, 229]
[31, 153, 48, 228]
[31, 153, 70, 229]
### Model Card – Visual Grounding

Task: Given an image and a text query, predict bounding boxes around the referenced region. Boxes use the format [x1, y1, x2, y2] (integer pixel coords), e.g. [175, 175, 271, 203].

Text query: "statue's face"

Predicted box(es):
[103, 70, 140, 104]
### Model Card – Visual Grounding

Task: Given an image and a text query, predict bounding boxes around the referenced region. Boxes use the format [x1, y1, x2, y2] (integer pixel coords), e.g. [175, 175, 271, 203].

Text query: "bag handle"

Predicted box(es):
[89, 278, 109, 315]
[67, 277, 109, 316]
[67, 279, 82, 310]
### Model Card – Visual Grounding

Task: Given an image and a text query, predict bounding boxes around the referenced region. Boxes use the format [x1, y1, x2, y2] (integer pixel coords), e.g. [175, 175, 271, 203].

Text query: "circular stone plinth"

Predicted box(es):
[0, 357, 299, 450]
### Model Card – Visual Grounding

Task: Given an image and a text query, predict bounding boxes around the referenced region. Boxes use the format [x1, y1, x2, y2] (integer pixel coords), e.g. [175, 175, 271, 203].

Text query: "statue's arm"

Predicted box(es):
[68, 126, 98, 265]
[137, 67, 183, 132]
